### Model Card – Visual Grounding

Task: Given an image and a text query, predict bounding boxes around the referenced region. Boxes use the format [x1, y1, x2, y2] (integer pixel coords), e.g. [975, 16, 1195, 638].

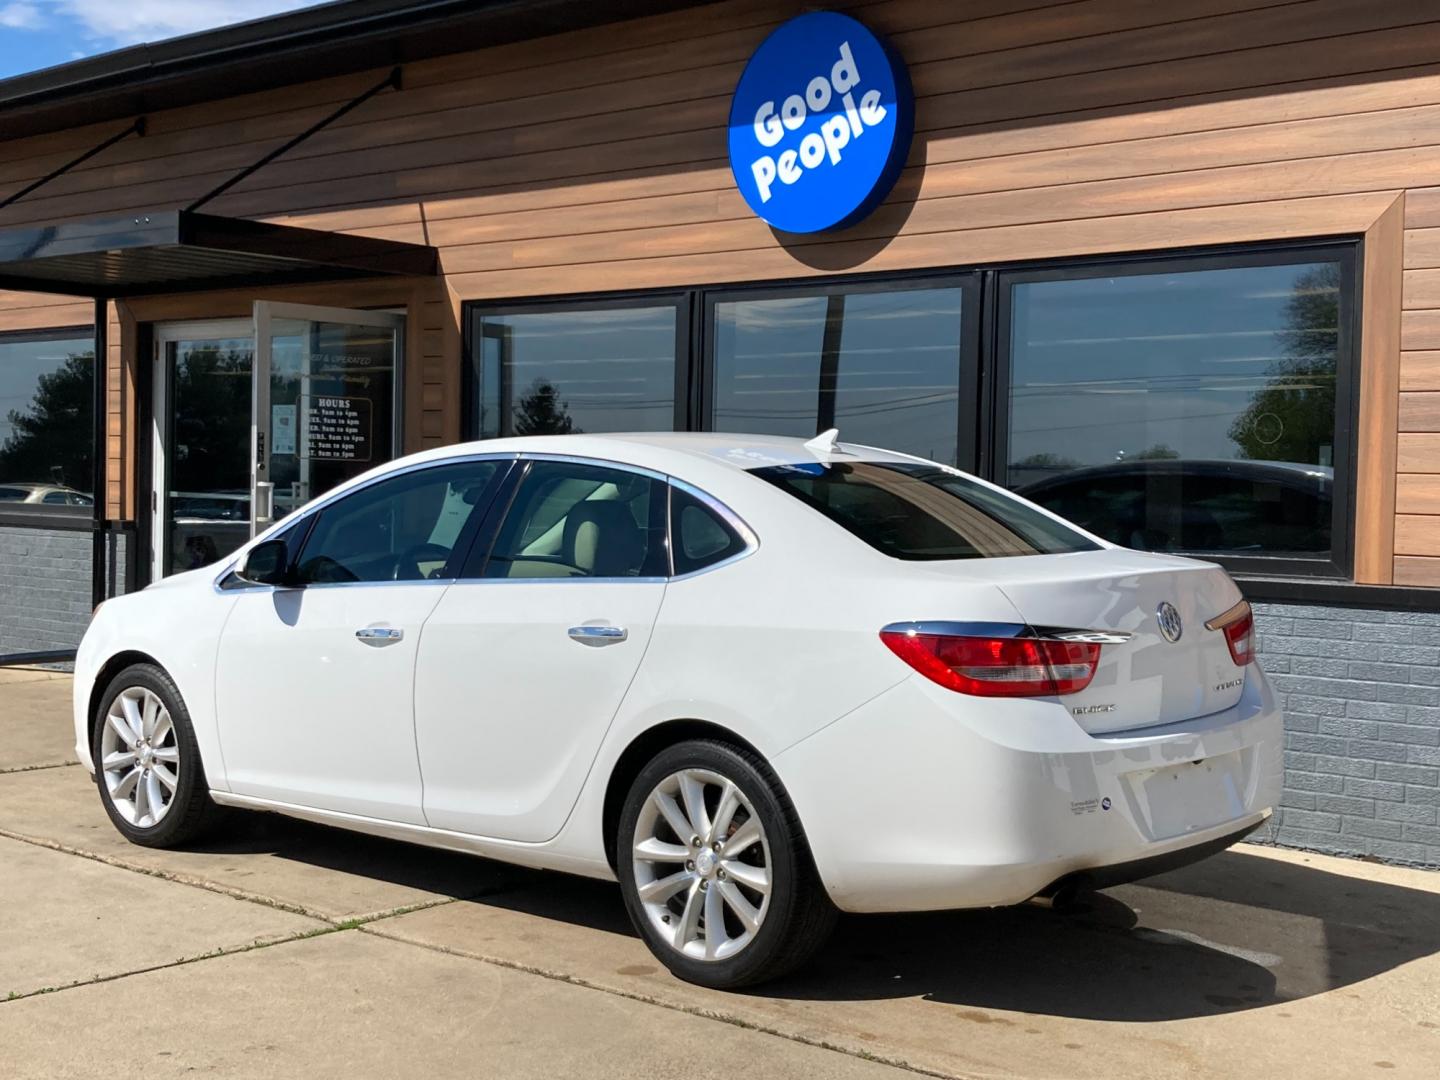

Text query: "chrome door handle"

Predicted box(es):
[355, 626, 403, 647]
[567, 625, 627, 647]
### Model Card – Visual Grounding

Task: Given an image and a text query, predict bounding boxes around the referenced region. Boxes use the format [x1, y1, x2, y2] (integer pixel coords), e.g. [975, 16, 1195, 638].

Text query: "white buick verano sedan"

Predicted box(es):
[75, 432, 1281, 987]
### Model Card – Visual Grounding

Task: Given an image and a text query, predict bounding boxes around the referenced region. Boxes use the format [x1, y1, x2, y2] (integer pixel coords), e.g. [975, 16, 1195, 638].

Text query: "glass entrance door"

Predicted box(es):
[153, 322, 255, 577]
[252, 302, 404, 535]
[151, 305, 404, 580]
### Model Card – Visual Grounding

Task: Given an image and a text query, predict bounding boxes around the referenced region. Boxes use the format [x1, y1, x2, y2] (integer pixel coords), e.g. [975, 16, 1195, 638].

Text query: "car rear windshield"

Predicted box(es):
[750, 460, 1100, 561]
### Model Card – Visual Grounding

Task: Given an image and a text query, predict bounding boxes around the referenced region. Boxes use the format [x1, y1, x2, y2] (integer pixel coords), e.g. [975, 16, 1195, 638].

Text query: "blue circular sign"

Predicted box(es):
[728, 12, 913, 234]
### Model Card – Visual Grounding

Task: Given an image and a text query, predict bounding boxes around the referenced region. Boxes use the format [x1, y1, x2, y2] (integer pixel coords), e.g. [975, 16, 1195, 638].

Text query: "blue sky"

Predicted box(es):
[0, 1, 319, 80]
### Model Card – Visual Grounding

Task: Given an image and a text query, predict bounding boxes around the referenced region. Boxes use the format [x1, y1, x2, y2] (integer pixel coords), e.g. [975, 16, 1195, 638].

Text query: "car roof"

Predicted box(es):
[404, 431, 926, 476]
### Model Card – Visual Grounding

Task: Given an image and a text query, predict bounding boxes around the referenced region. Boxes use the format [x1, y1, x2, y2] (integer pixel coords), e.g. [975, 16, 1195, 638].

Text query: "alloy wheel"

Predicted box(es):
[100, 687, 180, 828]
[631, 768, 772, 962]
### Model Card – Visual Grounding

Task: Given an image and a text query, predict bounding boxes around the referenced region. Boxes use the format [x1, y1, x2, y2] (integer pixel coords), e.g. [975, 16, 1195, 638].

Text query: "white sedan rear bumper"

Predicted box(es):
[774, 666, 1283, 913]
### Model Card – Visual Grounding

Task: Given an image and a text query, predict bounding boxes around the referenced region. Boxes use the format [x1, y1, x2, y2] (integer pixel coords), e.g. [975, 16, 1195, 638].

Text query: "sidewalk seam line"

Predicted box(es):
[0, 825, 492, 925]
[0, 760, 78, 775]
[2, 925, 351, 1005]
[357, 924, 977, 1080]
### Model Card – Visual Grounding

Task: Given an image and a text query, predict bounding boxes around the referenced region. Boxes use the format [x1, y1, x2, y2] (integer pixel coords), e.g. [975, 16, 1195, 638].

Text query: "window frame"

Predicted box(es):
[989, 241, 1360, 579]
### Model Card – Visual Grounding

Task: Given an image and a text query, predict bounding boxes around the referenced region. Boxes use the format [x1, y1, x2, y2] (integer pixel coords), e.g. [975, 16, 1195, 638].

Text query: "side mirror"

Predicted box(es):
[235, 538, 292, 587]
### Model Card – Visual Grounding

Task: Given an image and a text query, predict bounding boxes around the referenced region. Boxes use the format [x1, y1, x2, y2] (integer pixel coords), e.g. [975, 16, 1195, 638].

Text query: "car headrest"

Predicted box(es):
[562, 501, 645, 577]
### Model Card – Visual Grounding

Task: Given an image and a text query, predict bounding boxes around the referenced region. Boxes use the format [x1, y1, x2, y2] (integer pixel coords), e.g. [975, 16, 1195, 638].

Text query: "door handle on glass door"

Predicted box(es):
[567, 625, 628, 647]
[356, 626, 404, 647]
[254, 481, 275, 525]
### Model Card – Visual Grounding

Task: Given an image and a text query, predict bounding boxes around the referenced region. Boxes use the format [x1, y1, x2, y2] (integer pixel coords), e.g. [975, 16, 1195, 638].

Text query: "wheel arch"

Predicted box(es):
[600, 718, 771, 872]
[87, 650, 167, 742]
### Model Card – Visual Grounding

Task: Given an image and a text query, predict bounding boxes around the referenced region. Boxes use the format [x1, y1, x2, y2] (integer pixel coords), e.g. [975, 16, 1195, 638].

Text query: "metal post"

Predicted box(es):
[815, 293, 846, 433]
[91, 298, 108, 610]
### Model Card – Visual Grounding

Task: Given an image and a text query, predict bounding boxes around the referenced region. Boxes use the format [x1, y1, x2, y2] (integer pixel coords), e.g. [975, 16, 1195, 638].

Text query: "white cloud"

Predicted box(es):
[26, 1, 318, 47]
[61, 1, 317, 45]
[0, 2, 43, 29]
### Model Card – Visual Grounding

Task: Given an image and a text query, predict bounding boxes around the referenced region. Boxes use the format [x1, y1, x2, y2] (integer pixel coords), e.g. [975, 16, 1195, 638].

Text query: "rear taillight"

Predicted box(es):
[879, 630, 1101, 697]
[1206, 600, 1255, 667]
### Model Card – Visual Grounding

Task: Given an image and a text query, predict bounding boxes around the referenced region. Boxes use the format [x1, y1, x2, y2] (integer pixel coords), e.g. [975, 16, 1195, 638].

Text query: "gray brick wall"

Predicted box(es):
[1252, 601, 1440, 868]
[0, 526, 127, 655]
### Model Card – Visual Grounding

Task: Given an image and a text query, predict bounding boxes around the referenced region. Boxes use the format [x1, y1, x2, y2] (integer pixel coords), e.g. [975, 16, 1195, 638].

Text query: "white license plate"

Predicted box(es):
[1127, 750, 1248, 840]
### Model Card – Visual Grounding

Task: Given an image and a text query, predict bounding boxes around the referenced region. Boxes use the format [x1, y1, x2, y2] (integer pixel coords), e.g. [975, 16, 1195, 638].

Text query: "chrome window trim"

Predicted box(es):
[445, 576, 670, 588]
[514, 451, 668, 484]
[217, 574, 458, 595]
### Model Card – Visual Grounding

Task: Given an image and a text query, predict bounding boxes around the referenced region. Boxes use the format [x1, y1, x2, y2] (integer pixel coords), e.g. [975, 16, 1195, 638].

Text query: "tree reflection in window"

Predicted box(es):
[1230, 263, 1339, 465]
[0, 337, 94, 501]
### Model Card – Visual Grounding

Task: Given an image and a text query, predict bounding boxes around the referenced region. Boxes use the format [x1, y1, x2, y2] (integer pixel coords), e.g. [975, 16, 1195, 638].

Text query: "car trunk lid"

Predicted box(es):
[920, 548, 1249, 734]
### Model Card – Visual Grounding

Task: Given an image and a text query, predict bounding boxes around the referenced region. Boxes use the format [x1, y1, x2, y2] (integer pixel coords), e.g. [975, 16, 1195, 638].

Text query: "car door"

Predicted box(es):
[214, 457, 509, 823]
[413, 457, 668, 842]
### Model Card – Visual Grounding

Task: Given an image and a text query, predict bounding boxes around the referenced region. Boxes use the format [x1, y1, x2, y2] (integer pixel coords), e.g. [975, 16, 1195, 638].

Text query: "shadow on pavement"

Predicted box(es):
[758, 850, 1440, 1021]
[182, 808, 535, 899]
[187, 809, 1440, 1023]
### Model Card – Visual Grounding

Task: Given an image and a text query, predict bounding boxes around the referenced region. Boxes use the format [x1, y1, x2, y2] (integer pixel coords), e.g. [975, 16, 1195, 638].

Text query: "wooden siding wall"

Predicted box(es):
[4, 0, 1440, 582]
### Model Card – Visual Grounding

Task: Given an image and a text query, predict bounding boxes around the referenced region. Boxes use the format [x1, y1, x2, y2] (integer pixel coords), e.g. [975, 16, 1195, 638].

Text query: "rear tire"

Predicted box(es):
[617, 738, 836, 989]
[92, 662, 217, 848]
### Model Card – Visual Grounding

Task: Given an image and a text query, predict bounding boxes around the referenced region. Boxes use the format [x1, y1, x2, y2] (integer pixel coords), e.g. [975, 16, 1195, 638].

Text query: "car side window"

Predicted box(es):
[670, 485, 747, 575]
[292, 460, 502, 585]
[482, 460, 666, 580]
[42, 491, 69, 504]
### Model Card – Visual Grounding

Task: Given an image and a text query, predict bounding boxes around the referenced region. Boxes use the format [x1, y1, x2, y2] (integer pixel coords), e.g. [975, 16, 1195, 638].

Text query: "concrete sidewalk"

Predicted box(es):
[0, 666, 77, 772]
[3, 672, 1438, 1079]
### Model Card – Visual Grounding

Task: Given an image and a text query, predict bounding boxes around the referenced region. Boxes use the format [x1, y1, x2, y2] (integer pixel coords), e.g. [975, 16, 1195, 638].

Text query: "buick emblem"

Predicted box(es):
[1156, 601, 1183, 643]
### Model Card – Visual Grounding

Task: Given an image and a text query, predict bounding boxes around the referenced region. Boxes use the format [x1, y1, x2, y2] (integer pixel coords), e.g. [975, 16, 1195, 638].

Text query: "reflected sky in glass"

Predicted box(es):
[472, 306, 677, 437]
[713, 288, 964, 465]
[1007, 262, 1339, 484]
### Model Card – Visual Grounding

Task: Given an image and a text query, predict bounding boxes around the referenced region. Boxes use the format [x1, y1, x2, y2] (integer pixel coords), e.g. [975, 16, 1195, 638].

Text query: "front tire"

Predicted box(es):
[617, 739, 836, 989]
[92, 662, 216, 848]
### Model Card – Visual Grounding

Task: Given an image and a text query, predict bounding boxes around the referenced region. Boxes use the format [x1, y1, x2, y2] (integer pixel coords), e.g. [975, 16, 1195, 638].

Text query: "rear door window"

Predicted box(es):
[481, 460, 668, 579]
[750, 460, 1098, 561]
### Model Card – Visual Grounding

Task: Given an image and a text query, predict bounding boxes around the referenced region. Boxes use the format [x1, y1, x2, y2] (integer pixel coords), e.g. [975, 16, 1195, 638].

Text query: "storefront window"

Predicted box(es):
[470, 303, 680, 438]
[463, 244, 1355, 579]
[1001, 255, 1350, 569]
[0, 331, 94, 514]
[710, 286, 966, 466]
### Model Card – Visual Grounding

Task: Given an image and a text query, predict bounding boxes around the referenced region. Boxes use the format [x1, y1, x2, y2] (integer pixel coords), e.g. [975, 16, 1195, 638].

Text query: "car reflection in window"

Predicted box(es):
[1015, 459, 1332, 555]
